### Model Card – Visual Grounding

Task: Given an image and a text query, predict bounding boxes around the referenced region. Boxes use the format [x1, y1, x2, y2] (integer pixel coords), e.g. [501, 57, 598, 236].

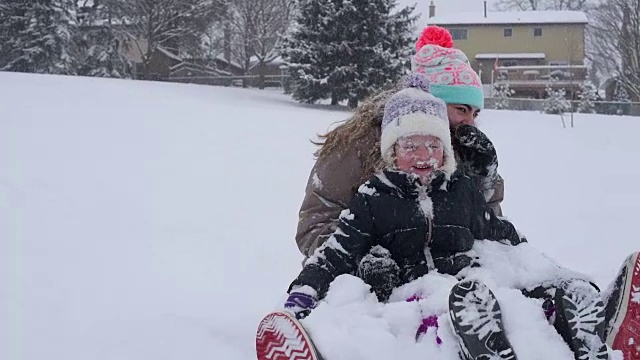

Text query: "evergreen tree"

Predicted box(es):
[577, 79, 597, 113]
[76, 30, 132, 78]
[281, 0, 416, 107]
[493, 82, 514, 110]
[75, 1, 133, 78]
[544, 80, 571, 115]
[0, 1, 29, 68]
[613, 80, 631, 115]
[614, 80, 631, 102]
[1, 0, 77, 75]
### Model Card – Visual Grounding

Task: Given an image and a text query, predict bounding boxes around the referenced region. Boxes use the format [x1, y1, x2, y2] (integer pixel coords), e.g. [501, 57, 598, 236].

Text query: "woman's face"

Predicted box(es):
[395, 134, 444, 183]
[447, 104, 480, 129]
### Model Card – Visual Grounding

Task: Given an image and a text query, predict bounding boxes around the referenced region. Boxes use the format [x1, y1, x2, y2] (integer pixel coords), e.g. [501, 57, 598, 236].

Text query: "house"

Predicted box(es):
[76, 2, 285, 87]
[213, 54, 245, 76]
[213, 54, 288, 88]
[427, 2, 588, 98]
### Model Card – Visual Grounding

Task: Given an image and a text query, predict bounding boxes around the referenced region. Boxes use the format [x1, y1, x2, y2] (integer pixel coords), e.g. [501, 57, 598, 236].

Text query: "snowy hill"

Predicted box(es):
[2, 72, 638, 360]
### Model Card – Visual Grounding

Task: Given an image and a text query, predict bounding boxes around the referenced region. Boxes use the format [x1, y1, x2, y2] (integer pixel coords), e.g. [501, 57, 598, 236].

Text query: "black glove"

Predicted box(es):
[485, 213, 527, 246]
[452, 124, 498, 177]
[358, 246, 400, 302]
[433, 253, 479, 276]
[430, 225, 475, 254]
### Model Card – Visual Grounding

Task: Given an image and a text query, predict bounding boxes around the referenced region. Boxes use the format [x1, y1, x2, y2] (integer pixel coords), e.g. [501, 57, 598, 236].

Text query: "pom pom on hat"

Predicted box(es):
[402, 73, 431, 93]
[411, 26, 484, 110]
[415, 25, 454, 52]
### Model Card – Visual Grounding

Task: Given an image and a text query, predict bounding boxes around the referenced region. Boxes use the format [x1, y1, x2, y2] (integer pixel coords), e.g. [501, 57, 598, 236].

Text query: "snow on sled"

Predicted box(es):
[257, 242, 624, 360]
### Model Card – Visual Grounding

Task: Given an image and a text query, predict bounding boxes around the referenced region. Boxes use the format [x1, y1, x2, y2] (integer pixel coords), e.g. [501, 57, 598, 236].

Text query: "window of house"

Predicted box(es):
[502, 60, 518, 67]
[450, 28, 468, 40]
[548, 61, 569, 66]
[504, 28, 513, 37]
[534, 27, 543, 37]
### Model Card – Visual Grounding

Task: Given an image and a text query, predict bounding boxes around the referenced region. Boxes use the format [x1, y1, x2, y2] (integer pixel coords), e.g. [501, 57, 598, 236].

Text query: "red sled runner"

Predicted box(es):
[256, 311, 322, 360]
[607, 251, 640, 360]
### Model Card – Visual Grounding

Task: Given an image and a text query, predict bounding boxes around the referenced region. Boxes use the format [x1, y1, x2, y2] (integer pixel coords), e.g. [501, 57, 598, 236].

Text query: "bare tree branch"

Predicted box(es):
[494, 0, 542, 10]
[494, 0, 591, 10]
[226, 0, 293, 86]
[588, 0, 640, 99]
[110, 0, 218, 79]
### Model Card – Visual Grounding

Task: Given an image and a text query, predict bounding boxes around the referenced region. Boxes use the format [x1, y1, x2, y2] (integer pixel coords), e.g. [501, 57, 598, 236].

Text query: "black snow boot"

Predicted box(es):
[554, 279, 609, 360]
[449, 279, 517, 360]
[603, 254, 632, 338]
[357, 245, 400, 302]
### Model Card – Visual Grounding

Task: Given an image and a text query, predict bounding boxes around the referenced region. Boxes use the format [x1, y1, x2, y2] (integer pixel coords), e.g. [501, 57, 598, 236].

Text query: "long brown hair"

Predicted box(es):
[310, 86, 402, 183]
[313, 85, 401, 158]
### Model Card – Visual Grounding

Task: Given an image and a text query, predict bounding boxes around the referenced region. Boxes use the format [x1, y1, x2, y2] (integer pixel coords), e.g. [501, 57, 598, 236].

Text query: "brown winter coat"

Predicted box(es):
[295, 103, 505, 258]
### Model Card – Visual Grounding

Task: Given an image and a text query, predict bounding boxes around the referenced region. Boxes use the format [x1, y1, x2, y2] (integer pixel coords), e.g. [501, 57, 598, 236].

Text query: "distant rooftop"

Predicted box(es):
[476, 53, 546, 59]
[428, 10, 588, 26]
[77, 0, 95, 7]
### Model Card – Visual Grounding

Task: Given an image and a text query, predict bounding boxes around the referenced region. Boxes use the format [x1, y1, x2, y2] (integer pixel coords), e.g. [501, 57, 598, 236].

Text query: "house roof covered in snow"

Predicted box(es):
[476, 53, 546, 59]
[428, 11, 588, 26]
[157, 47, 183, 62]
[249, 55, 286, 68]
[215, 54, 243, 70]
[77, 0, 95, 7]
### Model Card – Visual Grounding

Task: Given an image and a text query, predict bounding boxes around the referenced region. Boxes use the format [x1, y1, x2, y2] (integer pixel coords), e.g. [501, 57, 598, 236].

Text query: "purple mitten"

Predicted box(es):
[284, 291, 317, 319]
[416, 315, 442, 344]
[542, 298, 556, 324]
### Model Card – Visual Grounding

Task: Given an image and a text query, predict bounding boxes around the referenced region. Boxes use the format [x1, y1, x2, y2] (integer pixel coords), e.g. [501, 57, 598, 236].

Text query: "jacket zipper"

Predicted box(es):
[418, 187, 435, 271]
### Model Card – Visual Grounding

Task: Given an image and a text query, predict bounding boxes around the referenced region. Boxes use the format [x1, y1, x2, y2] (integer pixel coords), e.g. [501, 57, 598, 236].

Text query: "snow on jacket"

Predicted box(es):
[290, 169, 521, 299]
[295, 128, 505, 258]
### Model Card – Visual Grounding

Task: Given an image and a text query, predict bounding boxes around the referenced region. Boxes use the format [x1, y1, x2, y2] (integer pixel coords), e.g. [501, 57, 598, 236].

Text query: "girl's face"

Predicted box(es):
[395, 134, 444, 183]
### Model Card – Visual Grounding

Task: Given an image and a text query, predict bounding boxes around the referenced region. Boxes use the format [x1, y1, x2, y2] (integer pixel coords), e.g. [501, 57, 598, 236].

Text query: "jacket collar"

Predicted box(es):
[375, 169, 450, 197]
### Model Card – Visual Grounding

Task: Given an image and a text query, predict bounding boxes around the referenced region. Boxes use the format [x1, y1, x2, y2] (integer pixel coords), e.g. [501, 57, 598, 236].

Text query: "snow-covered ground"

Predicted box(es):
[2, 72, 638, 360]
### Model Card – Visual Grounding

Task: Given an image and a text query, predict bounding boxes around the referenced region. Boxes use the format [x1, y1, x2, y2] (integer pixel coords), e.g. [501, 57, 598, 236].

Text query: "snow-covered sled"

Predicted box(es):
[257, 242, 626, 360]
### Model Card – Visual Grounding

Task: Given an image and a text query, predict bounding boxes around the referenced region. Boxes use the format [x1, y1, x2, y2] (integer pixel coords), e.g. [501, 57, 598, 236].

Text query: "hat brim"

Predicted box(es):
[380, 113, 457, 178]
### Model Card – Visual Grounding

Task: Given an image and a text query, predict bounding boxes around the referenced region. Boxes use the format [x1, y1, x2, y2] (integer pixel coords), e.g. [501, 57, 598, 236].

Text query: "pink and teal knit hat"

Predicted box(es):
[412, 26, 484, 110]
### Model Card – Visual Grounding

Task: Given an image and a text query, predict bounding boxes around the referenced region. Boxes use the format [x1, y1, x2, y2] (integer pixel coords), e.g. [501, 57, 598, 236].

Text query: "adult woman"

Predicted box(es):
[296, 26, 502, 264]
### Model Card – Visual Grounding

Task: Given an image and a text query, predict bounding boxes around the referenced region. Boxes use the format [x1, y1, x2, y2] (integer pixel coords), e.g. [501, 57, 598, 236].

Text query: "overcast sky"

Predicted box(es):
[399, 0, 499, 27]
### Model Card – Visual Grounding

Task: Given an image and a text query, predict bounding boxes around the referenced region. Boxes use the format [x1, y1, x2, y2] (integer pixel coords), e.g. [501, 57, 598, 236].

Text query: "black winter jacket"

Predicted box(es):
[290, 169, 523, 298]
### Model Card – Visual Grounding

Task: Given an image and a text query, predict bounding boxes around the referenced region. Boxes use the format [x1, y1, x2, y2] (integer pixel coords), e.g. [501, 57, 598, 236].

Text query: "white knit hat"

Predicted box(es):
[380, 73, 456, 178]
